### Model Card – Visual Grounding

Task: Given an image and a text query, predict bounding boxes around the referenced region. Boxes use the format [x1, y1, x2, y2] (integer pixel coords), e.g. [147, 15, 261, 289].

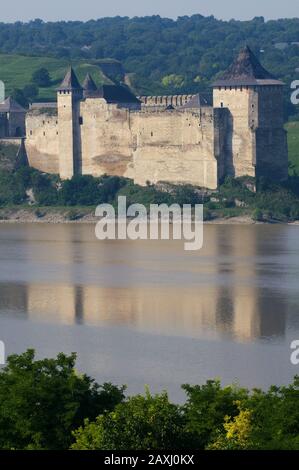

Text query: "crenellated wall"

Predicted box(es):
[24, 84, 287, 188]
[26, 100, 225, 188]
[138, 94, 195, 108]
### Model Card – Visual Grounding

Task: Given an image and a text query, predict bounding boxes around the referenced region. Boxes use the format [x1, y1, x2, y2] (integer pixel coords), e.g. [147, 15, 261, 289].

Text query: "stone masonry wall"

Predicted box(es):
[255, 86, 288, 180]
[26, 110, 59, 174]
[213, 87, 256, 178]
[25, 86, 287, 189]
[79, 98, 135, 179]
[130, 107, 219, 189]
[25, 101, 224, 189]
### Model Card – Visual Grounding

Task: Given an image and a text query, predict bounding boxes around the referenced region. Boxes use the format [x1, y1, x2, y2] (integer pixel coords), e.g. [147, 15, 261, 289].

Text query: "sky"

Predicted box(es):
[1, 0, 298, 23]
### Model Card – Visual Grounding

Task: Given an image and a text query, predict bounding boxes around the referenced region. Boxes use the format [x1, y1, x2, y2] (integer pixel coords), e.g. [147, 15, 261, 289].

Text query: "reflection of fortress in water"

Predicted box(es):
[0, 225, 289, 342]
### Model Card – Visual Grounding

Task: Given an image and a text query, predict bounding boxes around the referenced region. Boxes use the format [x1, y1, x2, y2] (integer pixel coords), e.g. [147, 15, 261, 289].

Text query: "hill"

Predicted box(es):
[0, 16, 298, 102]
[0, 54, 113, 101]
[0, 16, 298, 117]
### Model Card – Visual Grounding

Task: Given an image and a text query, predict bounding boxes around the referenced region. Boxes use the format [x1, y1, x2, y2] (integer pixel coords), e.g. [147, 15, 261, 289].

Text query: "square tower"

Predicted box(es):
[213, 46, 288, 182]
[57, 67, 83, 179]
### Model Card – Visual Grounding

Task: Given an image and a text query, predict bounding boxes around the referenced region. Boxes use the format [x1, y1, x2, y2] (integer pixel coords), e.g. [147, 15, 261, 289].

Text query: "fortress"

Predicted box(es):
[5, 47, 289, 188]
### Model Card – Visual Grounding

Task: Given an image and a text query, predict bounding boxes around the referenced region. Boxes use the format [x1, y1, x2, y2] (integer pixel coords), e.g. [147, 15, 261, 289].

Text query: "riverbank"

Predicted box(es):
[0, 207, 298, 225]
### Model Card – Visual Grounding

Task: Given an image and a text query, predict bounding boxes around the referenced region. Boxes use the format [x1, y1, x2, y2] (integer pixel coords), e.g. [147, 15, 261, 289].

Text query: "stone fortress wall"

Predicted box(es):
[24, 47, 288, 189]
[26, 99, 228, 189]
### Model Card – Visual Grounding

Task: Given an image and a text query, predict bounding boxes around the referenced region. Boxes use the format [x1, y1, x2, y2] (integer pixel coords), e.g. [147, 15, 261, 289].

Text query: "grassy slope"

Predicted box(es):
[0, 54, 109, 100]
[286, 122, 299, 175]
[0, 52, 298, 174]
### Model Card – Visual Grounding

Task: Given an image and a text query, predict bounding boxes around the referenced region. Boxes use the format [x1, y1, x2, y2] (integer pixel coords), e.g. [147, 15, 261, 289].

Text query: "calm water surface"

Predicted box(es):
[0, 223, 299, 402]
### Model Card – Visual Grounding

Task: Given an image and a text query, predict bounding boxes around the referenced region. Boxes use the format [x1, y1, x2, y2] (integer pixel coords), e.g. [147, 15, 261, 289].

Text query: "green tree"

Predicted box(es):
[208, 404, 254, 450]
[72, 388, 195, 450]
[208, 377, 299, 450]
[245, 378, 299, 450]
[182, 380, 248, 449]
[32, 68, 51, 87]
[0, 350, 125, 450]
[23, 84, 39, 101]
[161, 74, 185, 89]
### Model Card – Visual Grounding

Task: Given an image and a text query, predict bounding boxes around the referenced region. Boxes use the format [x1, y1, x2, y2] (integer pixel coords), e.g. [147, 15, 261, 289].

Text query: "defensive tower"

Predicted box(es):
[57, 67, 83, 178]
[213, 46, 288, 181]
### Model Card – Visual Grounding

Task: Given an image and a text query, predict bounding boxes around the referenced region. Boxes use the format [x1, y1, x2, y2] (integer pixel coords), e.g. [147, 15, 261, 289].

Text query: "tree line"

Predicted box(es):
[0, 15, 299, 117]
[0, 349, 298, 450]
[1, 164, 299, 222]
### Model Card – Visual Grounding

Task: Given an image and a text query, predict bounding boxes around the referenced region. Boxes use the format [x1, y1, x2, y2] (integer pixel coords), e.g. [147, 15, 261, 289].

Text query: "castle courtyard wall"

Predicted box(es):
[79, 98, 135, 179]
[130, 107, 219, 189]
[25, 109, 59, 174]
[24, 86, 287, 188]
[25, 102, 226, 189]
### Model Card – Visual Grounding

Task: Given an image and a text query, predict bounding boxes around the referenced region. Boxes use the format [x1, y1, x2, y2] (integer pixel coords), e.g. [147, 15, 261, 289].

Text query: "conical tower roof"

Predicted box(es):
[83, 73, 97, 92]
[213, 46, 284, 87]
[57, 67, 82, 91]
[82, 73, 99, 98]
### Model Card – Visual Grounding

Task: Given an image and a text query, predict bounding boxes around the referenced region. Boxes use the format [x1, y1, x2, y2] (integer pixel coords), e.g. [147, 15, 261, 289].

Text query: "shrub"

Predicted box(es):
[252, 208, 263, 222]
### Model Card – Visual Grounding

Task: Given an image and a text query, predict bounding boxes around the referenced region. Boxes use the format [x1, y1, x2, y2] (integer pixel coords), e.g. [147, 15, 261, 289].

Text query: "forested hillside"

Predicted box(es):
[0, 15, 299, 116]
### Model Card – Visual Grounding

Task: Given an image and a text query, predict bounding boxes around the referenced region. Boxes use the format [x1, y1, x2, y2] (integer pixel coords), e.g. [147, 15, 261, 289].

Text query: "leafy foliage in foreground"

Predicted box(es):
[72, 388, 194, 450]
[72, 377, 299, 451]
[0, 350, 298, 450]
[0, 350, 125, 450]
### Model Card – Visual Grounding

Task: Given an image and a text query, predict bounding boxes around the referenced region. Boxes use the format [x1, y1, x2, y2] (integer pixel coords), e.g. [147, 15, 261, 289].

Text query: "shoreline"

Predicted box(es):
[0, 208, 298, 225]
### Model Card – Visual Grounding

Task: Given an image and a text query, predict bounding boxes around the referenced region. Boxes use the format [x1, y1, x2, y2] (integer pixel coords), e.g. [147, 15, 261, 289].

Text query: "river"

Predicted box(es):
[0, 223, 298, 402]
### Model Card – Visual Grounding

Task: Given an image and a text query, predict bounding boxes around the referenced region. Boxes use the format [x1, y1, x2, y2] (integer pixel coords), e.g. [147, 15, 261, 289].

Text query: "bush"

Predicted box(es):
[34, 209, 45, 218]
[0, 169, 27, 205]
[31, 172, 59, 205]
[59, 175, 126, 206]
[174, 185, 202, 205]
[117, 181, 174, 208]
[66, 209, 84, 221]
[252, 208, 263, 222]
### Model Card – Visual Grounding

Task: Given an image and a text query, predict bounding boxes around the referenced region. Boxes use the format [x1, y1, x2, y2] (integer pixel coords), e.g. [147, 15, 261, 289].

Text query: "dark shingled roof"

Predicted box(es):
[98, 85, 141, 104]
[83, 73, 98, 93]
[58, 67, 82, 91]
[180, 94, 210, 109]
[213, 46, 284, 87]
[0, 96, 26, 113]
